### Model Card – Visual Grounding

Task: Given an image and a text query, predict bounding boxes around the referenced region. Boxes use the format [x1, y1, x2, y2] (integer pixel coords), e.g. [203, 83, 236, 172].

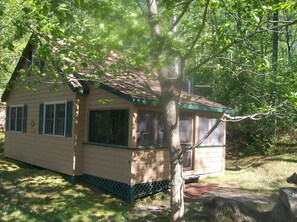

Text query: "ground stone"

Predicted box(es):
[271, 187, 297, 222]
[271, 199, 290, 222]
[287, 172, 297, 185]
[279, 187, 297, 221]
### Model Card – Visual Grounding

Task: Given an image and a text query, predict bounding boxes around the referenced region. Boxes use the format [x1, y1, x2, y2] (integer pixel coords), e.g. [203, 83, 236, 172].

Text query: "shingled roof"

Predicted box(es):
[74, 69, 233, 113]
[1, 40, 232, 114]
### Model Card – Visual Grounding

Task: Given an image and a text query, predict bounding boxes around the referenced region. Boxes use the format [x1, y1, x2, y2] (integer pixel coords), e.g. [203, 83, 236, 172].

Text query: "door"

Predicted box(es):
[179, 113, 194, 171]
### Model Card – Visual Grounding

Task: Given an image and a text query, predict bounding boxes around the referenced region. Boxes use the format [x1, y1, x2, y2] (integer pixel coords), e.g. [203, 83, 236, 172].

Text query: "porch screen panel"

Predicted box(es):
[198, 117, 223, 145]
[137, 111, 167, 147]
[179, 113, 193, 145]
[179, 113, 193, 169]
[88, 110, 128, 145]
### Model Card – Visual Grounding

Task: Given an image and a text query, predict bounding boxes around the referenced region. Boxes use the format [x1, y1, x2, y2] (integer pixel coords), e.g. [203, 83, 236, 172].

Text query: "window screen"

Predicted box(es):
[198, 117, 223, 145]
[137, 110, 167, 147]
[89, 110, 128, 146]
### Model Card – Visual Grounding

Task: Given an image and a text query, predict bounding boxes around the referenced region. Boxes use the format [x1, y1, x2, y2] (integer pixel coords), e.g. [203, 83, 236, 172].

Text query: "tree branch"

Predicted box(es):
[136, 0, 151, 26]
[183, 0, 211, 60]
[169, 0, 194, 32]
[186, 19, 266, 75]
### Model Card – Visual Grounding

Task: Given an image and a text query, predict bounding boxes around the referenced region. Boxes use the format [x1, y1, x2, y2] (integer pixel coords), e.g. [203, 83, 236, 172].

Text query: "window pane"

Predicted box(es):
[89, 111, 108, 143]
[137, 111, 167, 147]
[44, 104, 54, 134]
[10, 107, 17, 131]
[55, 104, 65, 135]
[16, 107, 23, 132]
[109, 110, 128, 145]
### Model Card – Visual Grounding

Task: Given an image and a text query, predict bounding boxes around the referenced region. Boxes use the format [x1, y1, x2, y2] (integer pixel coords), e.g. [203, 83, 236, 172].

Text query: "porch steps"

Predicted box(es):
[183, 174, 200, 184]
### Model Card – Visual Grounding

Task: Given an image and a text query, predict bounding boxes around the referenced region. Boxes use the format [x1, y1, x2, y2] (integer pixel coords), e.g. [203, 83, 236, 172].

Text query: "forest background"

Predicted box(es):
[1, 0, 295, 157]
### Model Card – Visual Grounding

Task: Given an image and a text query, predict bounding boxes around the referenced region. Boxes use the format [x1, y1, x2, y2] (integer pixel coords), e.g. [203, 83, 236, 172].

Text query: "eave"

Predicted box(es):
[99, 83, 234, 113]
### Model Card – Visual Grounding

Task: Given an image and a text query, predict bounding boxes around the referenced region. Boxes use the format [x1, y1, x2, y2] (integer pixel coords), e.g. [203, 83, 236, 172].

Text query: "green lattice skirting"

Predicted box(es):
[83, 174, 170, 202]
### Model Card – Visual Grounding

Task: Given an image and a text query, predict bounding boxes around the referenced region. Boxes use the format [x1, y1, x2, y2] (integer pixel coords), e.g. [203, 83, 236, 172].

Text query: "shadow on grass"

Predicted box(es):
[0, 156, 170, 221]
[0, 133, 4, 154]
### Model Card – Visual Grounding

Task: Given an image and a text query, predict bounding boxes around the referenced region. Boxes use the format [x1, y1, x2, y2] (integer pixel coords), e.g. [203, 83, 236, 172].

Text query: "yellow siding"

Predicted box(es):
[5, 77, 75, 175]
[194, 147, 225, 175]
[86, 84, 132, 109]
[191, 112, 226, 176]
[82, 84, 133, 183]
[73, 94, 87, 175]
[84, 84, 134, 146]
[83, 145, 132, 184]
[131, 148, 170, 185]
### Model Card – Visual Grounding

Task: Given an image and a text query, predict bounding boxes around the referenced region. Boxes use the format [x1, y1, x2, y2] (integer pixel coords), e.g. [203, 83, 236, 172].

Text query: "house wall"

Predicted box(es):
[82, 84, 134, 184]
[4, 77, 76, 175]
[193, 147, 225, 176]
[191, 111, 226, 176]
[83, 145, 132, 184]
[130, 148, 170, 185]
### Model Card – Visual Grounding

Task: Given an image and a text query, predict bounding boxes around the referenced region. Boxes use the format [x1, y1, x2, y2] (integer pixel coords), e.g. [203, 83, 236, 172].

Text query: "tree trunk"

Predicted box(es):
[146, 1, 185, 220]
[272, 9, 279, 139]
[160, 77, 184, 222]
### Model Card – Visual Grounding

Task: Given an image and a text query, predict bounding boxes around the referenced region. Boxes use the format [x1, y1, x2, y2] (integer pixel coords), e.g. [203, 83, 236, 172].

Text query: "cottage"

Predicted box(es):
[1, 41, 233, 201]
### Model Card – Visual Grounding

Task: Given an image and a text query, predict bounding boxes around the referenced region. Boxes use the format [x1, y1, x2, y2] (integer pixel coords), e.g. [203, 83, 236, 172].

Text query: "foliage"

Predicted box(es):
[190, 1, 297, 156]
[0, 1, 295, 153]
[1, 0, 297, 220]
[0, 0, 28, 94]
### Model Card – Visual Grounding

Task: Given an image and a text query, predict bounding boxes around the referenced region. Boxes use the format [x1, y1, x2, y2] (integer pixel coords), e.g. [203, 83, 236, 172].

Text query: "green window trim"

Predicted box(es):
[196, 144, 226, 148]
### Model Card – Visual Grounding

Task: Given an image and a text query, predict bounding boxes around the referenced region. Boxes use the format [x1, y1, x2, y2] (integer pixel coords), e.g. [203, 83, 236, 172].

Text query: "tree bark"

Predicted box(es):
[163, 95, 184, 222]
[146, 1, 185, 221]
[272, 9, 279, 139]
[159, 71, 184, 222]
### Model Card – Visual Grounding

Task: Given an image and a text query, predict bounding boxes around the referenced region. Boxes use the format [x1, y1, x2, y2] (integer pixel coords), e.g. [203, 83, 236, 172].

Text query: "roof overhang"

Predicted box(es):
[100, 83, 234, 113]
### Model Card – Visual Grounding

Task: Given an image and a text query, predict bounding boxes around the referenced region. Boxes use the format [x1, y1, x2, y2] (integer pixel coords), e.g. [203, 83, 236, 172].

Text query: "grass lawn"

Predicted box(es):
[0, 132, 4, 153]
[202, 152, 297, 197]
[0, 132, 296, 221]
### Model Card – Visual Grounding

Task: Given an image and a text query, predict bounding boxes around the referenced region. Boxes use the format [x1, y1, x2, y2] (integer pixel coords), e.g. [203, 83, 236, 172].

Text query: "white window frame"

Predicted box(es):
[43, 101, 67, 136]
[9, 105, 24, 132]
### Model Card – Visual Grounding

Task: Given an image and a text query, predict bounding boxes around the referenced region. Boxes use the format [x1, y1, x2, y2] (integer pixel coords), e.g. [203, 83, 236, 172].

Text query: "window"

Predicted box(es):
[44, 103, 66, 136]
[198, 117, 224, 145]
[38, 101, 72, 137]
[89, 109, 128, 146]
[6, 105, 27, 132]
[137, 110, 167, 147]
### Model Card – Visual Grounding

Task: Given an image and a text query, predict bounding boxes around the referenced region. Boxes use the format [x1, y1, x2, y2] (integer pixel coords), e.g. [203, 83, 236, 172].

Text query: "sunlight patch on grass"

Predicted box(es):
[203, 153, 297, 196]
[0, 160, 20, 171]
[0, 154, 137, 221]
